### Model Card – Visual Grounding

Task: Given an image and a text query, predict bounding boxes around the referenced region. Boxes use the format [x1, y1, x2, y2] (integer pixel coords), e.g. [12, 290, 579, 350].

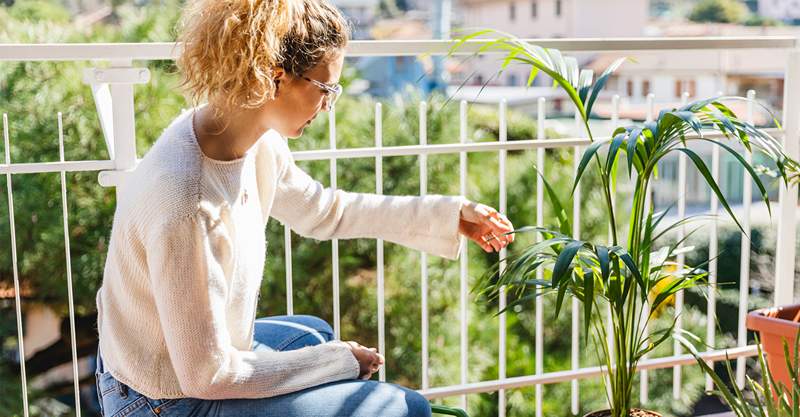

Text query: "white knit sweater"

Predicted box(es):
[95, 105, 465, 400]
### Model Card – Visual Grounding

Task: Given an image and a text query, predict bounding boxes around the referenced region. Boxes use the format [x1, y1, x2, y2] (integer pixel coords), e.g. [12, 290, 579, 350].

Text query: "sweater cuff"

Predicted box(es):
[326, 340, 360, 380]
[422, 195, 466, 260]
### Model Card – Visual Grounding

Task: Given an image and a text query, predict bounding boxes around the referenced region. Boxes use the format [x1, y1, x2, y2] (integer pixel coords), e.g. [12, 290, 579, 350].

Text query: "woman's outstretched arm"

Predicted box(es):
[268, 137, 513, 259]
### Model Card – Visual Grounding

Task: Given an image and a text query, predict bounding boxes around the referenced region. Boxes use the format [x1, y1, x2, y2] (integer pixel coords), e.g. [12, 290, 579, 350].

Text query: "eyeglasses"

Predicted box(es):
[301, 76, 343, 109]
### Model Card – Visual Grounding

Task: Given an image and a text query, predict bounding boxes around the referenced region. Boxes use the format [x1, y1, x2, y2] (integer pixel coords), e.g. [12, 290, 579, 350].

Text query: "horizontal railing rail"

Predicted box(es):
[0, 36, 796, 62]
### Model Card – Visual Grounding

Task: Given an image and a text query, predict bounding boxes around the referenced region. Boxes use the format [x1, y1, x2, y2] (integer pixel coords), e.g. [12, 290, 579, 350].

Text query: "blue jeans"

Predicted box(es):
[95, 315, 431, 417]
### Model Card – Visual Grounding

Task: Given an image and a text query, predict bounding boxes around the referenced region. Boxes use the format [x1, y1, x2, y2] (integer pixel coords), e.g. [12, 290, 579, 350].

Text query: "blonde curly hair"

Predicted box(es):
[175, 0, 350, 119]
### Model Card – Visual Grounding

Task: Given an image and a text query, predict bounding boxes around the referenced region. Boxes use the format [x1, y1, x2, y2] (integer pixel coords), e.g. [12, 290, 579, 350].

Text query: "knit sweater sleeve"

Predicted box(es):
[145, 212, 359, 400]
[269, 141, 466, 260]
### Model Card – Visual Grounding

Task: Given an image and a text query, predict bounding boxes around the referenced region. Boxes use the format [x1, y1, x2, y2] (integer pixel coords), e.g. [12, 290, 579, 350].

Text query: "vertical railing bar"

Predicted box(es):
[419, 101, 430, 390]
[284, 226, 293, 315]
[774, 50, 800, 306]
[605, 95, 620, 404]
[4, 113, 29, 417]
[329, 106, 341, 339]
[498, 99, 508, 417]
[702, 90, 723, 394]
[674, 91, 690, 398]
[571, 109, 581, 416]
[535, 97, 545, 417]
[736, 90, 756, 387]
[57, 112, 81, 417]
[375, 102, 386, 382]
[640, 93, 655, 406]
[459, 100, 469, 409]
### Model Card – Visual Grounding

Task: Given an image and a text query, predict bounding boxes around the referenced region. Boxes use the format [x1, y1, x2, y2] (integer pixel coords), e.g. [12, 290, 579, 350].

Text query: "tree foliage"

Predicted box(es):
[688, 0, 749, 24]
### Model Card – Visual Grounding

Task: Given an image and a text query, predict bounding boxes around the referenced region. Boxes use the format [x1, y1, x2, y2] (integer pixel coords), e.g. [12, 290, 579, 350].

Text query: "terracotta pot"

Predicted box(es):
[583, 409, 662, 417]
[746, 304, 800, 391]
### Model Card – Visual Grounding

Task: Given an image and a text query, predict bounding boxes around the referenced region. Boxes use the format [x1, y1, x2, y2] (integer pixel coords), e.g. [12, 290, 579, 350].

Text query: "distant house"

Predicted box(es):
[455, 0, 648, 90]
[588, 22, 796, 124]
[757, 0, 800, 24]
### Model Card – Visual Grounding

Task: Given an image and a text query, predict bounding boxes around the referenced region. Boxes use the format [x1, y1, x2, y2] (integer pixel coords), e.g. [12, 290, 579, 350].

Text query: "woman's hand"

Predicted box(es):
[343, 341, 384, 380]
[459, 200, 515, 253]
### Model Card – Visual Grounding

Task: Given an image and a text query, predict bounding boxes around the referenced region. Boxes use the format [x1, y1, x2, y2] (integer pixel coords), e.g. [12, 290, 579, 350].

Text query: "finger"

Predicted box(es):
[485, 225, 511, 247]
[472, 234, 493, 252]
[487, 215, 513, 235]
[497, 213, 514, 232]
[485, 233, 502, 252]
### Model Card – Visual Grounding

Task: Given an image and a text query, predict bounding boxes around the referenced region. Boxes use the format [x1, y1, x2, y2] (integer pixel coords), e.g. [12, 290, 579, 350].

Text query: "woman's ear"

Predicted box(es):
[272, 67, 286, 96]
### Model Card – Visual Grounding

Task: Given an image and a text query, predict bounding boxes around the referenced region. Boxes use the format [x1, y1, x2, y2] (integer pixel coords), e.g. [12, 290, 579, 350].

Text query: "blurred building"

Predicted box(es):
[333, 0, 381, 40]
[453, 0, 647, 111]
[757, 0, 800, 23]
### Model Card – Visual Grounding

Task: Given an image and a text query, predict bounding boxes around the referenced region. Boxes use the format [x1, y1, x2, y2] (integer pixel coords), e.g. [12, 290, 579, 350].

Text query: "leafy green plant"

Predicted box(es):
[681, 332, 800, 417]
[451, 30, 800, 416]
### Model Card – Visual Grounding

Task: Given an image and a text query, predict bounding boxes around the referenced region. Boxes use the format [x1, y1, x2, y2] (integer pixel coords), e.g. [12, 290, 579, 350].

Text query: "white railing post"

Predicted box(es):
[107, 61, 139, 172]
[736, 90, 756, 388]
[498, 99, 508, 417]
[775, 50, 800, 306]
[4, 113, 30, 417]
[535, 97, 546, 417]
[459, 100, 469, 410]
[85, 60, 149, 193]
[571, 109, 582, 416]
[329, 106, 341, 339]
[419, 101, 430, 390]
[375, 102, 386, 382]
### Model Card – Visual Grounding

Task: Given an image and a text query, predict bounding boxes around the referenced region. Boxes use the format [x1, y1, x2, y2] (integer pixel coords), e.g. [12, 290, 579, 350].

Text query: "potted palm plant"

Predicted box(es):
[450, 31, 800, 417]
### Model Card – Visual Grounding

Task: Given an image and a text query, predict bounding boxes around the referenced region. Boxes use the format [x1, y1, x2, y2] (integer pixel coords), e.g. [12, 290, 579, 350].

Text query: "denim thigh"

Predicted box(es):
[213, 379, 431, 417]
[251, 314, 335, 351]
[96, 315, 430, 416]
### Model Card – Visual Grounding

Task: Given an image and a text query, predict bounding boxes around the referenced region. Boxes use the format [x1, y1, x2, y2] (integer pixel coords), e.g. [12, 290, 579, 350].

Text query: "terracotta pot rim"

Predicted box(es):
[747, 304, 800, 339]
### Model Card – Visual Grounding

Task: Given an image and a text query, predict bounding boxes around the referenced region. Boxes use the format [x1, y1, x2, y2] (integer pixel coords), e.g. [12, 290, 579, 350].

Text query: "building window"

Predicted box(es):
[642, 80, 651, 97]
[508, 73, 518, 86]
[674, 79, 697, 98]
[686, 80, 697, 98]
[510, 2, 516, 21]
[531, 0, 537, 18]
[555, 0, 562, 17]
[626, 79, 634, 97]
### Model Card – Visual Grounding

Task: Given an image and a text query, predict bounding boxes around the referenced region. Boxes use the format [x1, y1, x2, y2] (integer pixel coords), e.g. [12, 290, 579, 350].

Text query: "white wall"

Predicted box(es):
[571, 0, 648, 38]
[460, 0, 646, 38]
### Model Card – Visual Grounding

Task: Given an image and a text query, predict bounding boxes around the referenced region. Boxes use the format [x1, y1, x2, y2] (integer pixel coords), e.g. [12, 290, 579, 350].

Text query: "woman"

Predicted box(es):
[94, 0, 515, 416]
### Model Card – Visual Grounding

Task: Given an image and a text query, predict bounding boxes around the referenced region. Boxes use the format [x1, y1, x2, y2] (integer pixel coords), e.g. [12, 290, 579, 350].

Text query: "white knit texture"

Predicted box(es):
[96, 106, 465, 400]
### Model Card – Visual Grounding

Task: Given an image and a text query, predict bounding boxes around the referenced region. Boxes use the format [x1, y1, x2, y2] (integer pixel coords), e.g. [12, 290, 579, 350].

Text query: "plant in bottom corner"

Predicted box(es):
[450, 31, 800, 417]
[681, 332, 800, 417]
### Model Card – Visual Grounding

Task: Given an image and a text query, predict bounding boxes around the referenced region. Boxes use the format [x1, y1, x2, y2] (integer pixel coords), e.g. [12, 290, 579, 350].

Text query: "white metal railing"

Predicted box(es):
[1, 37, 799, 416]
